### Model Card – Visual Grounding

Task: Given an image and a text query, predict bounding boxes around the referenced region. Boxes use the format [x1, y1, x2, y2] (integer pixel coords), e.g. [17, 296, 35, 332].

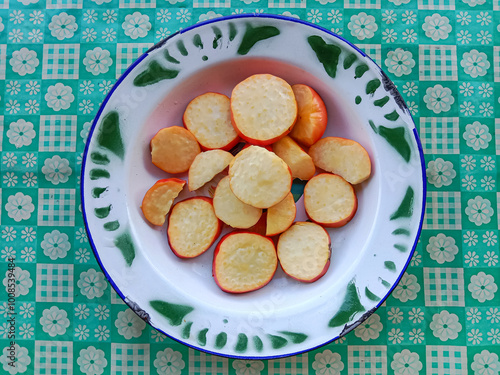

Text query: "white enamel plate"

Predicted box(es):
[82, 14, 426, 359]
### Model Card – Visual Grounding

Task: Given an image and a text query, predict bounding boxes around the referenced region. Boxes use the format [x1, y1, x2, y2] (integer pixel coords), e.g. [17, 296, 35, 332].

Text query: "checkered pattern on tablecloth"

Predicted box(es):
[36, 263, 74, 302]
[348, 346, 387, 375]
[38, 189, 76, 226]
[35, 341, 73, 375]
[42, 45, 80, 79]
[268, 354, 308, 375]
[424, 267, 465, 306]
[423, 192, 462, 230]
[111, 344, 150, 375]
[188, 348, 228, 375]
[419, 45, 457, 81]
[426, 346, 468, 375]
[420, 117, 460, 155]
[39, 116, 77, 152]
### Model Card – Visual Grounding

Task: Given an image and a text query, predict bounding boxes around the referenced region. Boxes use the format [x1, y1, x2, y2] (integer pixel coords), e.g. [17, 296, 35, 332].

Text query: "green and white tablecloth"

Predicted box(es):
[0, 0, 499, 374]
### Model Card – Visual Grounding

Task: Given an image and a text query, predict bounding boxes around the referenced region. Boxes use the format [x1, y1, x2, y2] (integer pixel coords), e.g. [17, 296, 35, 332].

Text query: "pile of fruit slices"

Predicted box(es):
[141, 74, 371, 294]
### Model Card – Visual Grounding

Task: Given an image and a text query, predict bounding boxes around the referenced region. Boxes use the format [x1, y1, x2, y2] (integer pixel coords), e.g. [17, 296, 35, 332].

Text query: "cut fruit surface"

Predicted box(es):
[168, 197, 222, 258]
[289, 84, 328, 147]
[229, 145, 292, 209]
[188, 150, 233, 191]
[183, 92, 240, 150]
[304, 173, 357, 227]
[213, 232, 278, 293]
[141, 178, 185, 226]
[277, 222, 331, 282]
[230, 74, 297, 146]
[309, 137, 371, 184]
[266, 192, 296, 236]
[151, 126, 201, 174]
[213, 176, 262, 229]
[272, 136, 316, 181]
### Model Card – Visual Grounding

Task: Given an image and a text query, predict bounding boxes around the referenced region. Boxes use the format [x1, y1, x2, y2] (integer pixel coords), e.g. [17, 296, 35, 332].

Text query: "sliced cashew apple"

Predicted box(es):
[289, 84, 328, 147]
[266, 192, 296, 236]
[229, 145, 292, 209]
[188, 150, 233, 191]
[304, 173, 357, 227]
[141, 178, 186, 226]
[230, 74, 297, 146]
[309, 137, 371, 184]
[277, 222, 331, 282]
[183, 92, 240, 151]
[213, 176, 262, 229]
[167, 197, 222, 259]
[151, 126, 201, 174]
[272, 136, 316, 180]
[213, 231, 278, 293]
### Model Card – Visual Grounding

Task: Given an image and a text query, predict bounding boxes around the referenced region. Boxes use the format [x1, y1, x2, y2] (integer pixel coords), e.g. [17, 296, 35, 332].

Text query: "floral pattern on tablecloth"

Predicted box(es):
[0, 0, 499, 374]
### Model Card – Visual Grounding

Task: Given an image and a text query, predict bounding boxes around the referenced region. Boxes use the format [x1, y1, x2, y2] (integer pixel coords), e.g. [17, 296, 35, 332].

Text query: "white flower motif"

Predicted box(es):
[95, 305, 109, 320]
[486, 308, 500, 324]
[5, 192, 35, 222]
[9, 48, 39, 76]
[468, 329, 483, 345]
[30, 10, 44, 24]
[78, 269, 108, 299]
[19, 323, 34, 339]
[462, 155, 476, 171]
[426, 233, 458, 264]
[122, 12, 151, 39]
[102, 10, 117, 23]
[410, 250, 421, 266]
[102, 28, 116, 42]
[0, 17, 3, 33]
[481, 176, 495, 191]
[479, 102, 493, 117]
[409, 328, 424, 344]
[83, 47, 113, 76]
[0, 344, 31, 375]
[6, 119, 36, 149]
[157, 9, 171, 23]
[75, 304, 90, 320]
[95, 325, 110, 341]
[384, 48, 414, 77]
[3, 267, 33, 297]
[9, 29, 24, 43]
[422, 13, 452, 41]
[42, 155, 72, 184]
[21, 247, 35, 262]
[488, 329, 500, 344]
[465, 251, 480, 266]
[25, 99, 40, 114]
[391, 349, 422, 375]
[75, 324, 89, 340]
[468, 272, 497, 302]
[327, 10, 342, 23]
[465, 196, 493, 226]
[477, 30, 492, 45]
[476, 11, 491, 25]
[79, 100, 94, 114]
[471, 350, 500, 375]
[41, 230, 71, 260]
[401, 10, 416, 24]
[76, 248, 91, 263]
[26, 80, 40, 95]
[426, 158, 456, 188]
[311, 350, 344, 375]
[40, 306, 71, 337]
[49, 12, 78, 40]
[388, 328, 404, 344]
[387, 307, 403, 324]
[307, 9, 322, 24]
[45, 83, 74, 111]
[478, 83, 493, 98]
[154, 348, 186, 375]
[348, 12, 378, 40]
[115, 309, 146, 339]
[467, 308, 481, 323]
[484, 251, 498, 266]
[461, 49, 490, 78]
[354, 313, 383, 341]
[423, 84, 454, 114]
[402, 29, 417, 43]
[22, 172, 37, 187]
[392, 273, 420, 302]
[3, 172, 17, 188]
[430, 310, 462, 341]
[77, 346, 108, 375]
[19, 304, 34, 320]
